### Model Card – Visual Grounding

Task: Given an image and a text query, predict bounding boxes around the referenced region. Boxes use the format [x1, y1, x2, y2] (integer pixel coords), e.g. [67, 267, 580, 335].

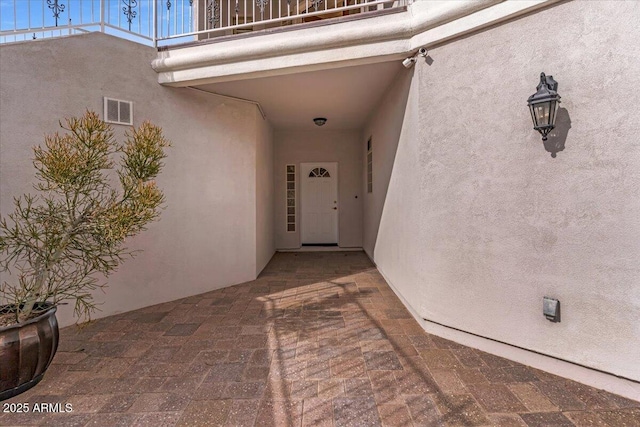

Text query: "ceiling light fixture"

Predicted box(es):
[313, 117, 327, 126]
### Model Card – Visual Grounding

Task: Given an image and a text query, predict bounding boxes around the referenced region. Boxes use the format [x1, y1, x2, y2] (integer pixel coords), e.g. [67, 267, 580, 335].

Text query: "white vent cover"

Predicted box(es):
[103, 97, 133, 125]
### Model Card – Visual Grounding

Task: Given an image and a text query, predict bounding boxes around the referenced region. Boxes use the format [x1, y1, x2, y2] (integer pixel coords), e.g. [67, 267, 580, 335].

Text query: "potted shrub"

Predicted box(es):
[0, 111, 169, 400]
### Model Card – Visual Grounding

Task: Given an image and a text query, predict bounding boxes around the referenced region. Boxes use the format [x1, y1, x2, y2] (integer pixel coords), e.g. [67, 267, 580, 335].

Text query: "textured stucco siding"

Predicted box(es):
[0, 32, 264, 327]
[365, 0, 640, 381]
[256, 109, 276, 275]
[362, 68, 414, 258]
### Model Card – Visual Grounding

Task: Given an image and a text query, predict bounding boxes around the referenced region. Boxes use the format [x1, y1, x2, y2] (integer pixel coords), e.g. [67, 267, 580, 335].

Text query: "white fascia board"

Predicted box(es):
[409, 0, 564, 50]
[157, 39, 409, 86]
[153, 13, 413, 76]
[154, 0, 559, 86]
[409, 0, 504, 32]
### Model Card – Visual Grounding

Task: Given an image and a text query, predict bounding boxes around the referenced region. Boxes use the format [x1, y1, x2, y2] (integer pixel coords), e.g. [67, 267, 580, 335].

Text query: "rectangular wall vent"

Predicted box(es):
[103, 97, 133, 125]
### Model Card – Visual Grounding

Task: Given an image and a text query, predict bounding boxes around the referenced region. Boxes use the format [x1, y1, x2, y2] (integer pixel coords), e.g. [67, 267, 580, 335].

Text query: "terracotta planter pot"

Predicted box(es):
[0, 303, 59, 401]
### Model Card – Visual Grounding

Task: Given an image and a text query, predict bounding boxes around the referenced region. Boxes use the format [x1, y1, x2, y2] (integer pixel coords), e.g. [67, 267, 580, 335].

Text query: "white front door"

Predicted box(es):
[301, 162, 338, 244]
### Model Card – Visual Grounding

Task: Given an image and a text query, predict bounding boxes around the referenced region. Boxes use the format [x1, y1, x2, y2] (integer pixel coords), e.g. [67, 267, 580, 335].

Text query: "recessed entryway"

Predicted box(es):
[301, 162, 338, 245]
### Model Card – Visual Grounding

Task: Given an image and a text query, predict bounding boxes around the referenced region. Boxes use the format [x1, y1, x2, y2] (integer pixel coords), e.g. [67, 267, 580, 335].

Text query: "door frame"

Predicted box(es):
[300, 162, 339, 246]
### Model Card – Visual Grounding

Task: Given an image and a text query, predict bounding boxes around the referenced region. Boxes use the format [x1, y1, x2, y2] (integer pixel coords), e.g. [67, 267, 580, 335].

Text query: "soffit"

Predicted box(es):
[195, 61, 403, 131]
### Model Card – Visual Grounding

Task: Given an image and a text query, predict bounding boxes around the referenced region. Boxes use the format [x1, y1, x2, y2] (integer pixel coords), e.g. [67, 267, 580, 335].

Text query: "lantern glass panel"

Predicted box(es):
[550, 100, 559, 126]
[529, 105, 538, 127]
[534, 102, 551, 126]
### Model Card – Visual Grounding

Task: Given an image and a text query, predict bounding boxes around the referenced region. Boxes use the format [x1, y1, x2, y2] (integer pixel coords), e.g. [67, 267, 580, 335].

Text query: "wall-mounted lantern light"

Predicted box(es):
[527, 72, 561, 141]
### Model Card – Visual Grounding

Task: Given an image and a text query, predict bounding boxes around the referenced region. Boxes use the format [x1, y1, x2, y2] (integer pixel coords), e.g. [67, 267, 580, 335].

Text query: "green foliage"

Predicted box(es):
[0, 111, 170, 324]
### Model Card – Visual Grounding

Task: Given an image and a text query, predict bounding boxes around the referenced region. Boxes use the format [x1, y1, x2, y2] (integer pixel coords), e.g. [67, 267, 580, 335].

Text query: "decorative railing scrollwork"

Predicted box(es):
[47, 0, 65, 27]
[122, 0, 138, 31]
[256, 0, 269, 18]
[207, 0, 220, 29]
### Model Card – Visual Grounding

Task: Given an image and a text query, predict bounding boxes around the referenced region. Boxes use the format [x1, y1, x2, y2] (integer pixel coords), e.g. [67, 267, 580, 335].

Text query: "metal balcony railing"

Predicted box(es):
[0, 0, 408, 47]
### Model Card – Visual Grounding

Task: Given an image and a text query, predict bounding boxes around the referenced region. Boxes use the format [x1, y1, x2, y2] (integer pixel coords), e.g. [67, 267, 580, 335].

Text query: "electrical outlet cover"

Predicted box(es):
[543, 296, 560, 322]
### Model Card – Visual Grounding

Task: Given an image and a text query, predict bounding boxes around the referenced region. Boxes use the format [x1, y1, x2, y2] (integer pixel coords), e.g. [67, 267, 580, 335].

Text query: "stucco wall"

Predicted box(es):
[0, 32, 264, 327]
[365, 0, 640, 382]
[362, 68, 414, 257]
[256, 110, 275, 275]
[274, 130, 363, 249]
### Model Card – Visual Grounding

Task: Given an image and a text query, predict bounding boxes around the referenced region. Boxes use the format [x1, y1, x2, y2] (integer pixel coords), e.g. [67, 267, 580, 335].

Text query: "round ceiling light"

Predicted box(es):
[313, 117, 327, 126]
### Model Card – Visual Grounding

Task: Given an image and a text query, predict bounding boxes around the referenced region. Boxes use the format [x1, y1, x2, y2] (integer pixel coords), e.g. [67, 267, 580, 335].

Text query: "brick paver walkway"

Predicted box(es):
[2, 252, 638, 426]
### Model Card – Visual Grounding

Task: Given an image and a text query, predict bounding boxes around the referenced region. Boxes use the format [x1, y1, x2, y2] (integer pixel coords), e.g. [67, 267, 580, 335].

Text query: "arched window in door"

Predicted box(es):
[308, 167, 331, 178]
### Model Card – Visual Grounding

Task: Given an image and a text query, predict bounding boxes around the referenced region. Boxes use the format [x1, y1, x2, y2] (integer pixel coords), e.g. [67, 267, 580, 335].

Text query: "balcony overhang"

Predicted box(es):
[152, 0, 561, 87]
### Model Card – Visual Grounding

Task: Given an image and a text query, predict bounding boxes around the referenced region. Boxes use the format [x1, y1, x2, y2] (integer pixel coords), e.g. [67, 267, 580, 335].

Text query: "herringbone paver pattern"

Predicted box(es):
[2, 252, 638, 426]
